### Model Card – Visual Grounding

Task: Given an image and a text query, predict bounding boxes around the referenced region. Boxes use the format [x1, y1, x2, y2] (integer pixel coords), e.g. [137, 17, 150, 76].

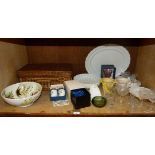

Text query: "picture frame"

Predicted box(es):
[101, 65, 116, 79]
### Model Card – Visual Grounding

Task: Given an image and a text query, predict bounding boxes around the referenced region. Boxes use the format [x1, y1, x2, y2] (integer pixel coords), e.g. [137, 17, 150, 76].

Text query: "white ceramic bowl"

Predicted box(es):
[1, 82, 42, 107]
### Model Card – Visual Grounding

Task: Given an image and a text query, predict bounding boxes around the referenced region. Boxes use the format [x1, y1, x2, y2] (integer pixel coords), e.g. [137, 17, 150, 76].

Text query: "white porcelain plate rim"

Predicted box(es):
[85, 46, 130, 77]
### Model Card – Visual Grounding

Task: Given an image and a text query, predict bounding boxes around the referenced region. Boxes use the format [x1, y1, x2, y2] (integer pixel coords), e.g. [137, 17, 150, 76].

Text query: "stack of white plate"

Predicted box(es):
[85, 45, 130, 77]
[74, 45, 130, 86]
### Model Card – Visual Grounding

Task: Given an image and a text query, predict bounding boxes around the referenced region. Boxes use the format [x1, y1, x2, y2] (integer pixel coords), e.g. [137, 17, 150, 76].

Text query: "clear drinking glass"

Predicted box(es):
[115, 77, 130, 96]
[116, 83, 129, 96]
[129, 94, 140, 113]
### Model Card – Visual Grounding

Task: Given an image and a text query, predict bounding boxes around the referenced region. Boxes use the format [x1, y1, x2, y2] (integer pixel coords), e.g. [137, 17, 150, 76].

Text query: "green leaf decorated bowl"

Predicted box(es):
[1, 82, 42, 107]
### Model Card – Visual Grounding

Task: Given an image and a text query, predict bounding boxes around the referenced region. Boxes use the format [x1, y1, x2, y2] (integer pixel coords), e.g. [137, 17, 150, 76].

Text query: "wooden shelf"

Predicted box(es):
[1, 38, 155, 46]
[0, 91, 155, 116]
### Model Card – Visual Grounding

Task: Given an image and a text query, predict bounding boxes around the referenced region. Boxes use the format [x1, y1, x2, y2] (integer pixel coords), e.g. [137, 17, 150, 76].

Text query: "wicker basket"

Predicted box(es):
[17, 64, 72, 90]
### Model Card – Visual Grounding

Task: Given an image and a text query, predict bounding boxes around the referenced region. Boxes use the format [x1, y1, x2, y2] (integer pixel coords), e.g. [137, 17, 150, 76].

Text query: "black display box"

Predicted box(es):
[71, 88, 91, 109]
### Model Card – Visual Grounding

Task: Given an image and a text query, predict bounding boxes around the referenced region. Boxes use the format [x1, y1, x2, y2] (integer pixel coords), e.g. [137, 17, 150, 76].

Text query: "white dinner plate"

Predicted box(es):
[73, 73, 100, 85]
[85, 46, 130, 77]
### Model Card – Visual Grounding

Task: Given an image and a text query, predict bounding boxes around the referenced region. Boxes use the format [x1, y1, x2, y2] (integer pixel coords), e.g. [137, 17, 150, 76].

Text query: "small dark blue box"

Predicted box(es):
[71, 88, 91, 109]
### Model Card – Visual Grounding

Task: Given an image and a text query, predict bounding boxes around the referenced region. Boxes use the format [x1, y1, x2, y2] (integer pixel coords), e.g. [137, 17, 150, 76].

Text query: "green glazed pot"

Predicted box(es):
[92, 96, 107, 108]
